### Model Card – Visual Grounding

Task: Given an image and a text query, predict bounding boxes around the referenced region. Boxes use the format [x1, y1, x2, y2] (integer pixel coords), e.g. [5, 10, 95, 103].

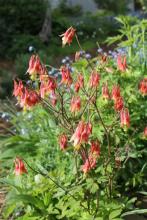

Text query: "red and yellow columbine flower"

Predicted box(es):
[102, 83, 110, 100]
[114, 96, 124, 112]
[27, 55, 42, 76]
[60, 66, 72, 86]
[74, 74, 84, 93]
[89, 71, 100, 88]
[111, 85, 121, 101]
[59, 134, 68, 150]
[70, 96, 81, 113]
[139, 78, 147, 96]
[117, 54, 127, 72]
[82, 140, 100, 173]
[20, 88, 40, 109]
[70, 121, 92, 147]
[143, 127, 147, 138]
[60, 27, 76, 46]
[40, 77, 56, 98]
[13, 80, 24, 98]
[120, 108, 130, 128]
[14, 157, 27, 176]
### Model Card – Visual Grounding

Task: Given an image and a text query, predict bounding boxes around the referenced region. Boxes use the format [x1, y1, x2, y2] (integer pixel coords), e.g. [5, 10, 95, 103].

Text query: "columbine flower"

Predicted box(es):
[70, 96, 81, 113]
[90, 140, 101, 157]
[111, 85, 121, 101]
[13, 80, 24, 98]
[60, 66, 72, 86]
[120, 108, 130, 128]
[27, 55, 42, 76]
[114, 96, 124, 111]
[143, 127, 147, 138]
[89, 71, 100, 88]
[117, 54, 127, 72]
[82, 140, 100, 173]
[14, 157, 27, 176]
[40, 77, 56, 98]
[20, 88, 39, 108]
[60, 27, 76, 46]
[59, 134, 68, 150]
[70, 121, 92, 146]
[82, 156, 96, 173]
[139, 78, 147, 96]
[74, 74, 84, 93]
[102, 83, 110, 100]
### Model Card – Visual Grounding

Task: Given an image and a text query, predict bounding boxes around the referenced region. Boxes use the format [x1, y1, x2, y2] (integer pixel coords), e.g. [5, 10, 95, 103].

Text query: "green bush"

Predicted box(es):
[1, 17, 147, 219]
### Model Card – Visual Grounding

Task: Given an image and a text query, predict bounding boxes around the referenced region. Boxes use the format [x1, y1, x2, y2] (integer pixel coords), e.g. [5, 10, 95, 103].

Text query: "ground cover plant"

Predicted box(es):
[0, 17, 147, 220]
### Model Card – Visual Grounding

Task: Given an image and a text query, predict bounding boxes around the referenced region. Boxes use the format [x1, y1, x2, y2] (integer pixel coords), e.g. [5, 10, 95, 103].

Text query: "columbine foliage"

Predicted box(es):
[1, 21, 147, 220]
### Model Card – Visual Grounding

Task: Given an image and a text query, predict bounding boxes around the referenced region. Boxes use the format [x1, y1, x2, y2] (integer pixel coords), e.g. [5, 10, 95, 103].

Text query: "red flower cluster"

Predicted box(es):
[60, 27, 76, 46]
[117, 55, 127, 72]
[14, 157, 27, 176]
[70, 121, 92, 146]
[82, 140, 100, 173]
[139, 78, 147, 96]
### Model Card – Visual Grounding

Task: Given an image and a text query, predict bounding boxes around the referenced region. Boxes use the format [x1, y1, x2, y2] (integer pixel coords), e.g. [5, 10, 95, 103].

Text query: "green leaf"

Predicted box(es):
[121, 209, 147, 217]
[109, 209, 122, 219]
[10, 194, 45, 211]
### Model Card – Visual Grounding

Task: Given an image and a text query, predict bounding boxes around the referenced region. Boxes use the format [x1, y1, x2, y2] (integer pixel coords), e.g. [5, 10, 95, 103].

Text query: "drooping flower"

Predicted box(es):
[13, 80, 24, 97]
[70, 121, 92, 146]
[74, 74, 84, 93]
[114, 96, 124, 111]
[59, 134, 68, 150]
[117, 54, 127, 72]
[82, 140, 100, 173]
[27, 55, 42, 76]
[70, 96, 81, 113]
[14, 157, 27, 176]
[60, 27, 76, 46]
[102, 83, 110, 100]
[60, 66, 72, 86]
[120, 108, 130, 128]
[82, 156, 97, 173]
[111, 85, 121, 101]
[139, 78, 147, 96]
[90, 140, 101, 157]
[143, 127, 147, 138]
[89, 71, 100, 88]
[20, 88, 40, 108]
[40, 77, 56, 98]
